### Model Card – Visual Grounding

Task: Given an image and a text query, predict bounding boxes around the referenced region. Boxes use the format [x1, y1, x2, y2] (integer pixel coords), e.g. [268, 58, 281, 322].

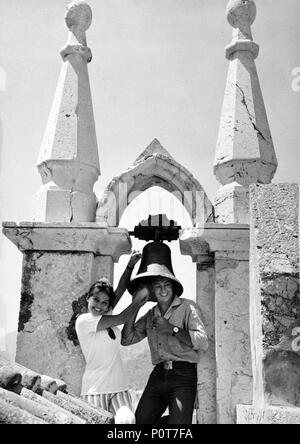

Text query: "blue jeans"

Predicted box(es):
[135, 366, 197, 424]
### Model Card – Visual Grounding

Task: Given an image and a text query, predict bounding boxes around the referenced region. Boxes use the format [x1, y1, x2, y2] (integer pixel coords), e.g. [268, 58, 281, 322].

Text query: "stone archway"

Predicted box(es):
[96, 139, 214, 227]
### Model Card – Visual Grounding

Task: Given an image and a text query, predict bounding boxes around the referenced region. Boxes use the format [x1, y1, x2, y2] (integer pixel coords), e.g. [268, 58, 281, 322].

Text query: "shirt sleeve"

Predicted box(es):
[75, 314, 101, 338]
[186, 303, 209, 352]
[121, 313, 148, 346]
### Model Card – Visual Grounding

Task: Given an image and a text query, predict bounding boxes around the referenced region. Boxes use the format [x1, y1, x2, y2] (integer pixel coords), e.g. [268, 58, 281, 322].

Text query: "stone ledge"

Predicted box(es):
[2, 222, 132, 261]
[237, 404, 300, 424]
[3, 222, 109, 228]
[180, 223, 249, 260]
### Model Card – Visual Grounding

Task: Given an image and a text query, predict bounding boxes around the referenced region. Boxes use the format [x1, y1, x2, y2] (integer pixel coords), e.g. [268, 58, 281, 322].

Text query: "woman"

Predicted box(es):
[75, 252, 149, 423]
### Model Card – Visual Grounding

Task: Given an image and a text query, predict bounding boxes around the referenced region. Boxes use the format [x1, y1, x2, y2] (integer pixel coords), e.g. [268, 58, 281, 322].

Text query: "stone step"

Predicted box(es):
[21, 388, 85, 424]
[65, 392, 114, 423]
[0, 396, 47, 424]
[43, 390, 113, 424]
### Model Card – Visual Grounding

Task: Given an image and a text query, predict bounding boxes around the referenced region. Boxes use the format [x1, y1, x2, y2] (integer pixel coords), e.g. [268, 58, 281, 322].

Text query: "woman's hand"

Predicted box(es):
[127, 251, 142, 269]
[133, 286, 149, 307]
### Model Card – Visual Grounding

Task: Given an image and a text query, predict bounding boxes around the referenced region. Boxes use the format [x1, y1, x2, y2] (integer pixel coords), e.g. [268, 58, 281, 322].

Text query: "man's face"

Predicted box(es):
[152, 278, 174, 306]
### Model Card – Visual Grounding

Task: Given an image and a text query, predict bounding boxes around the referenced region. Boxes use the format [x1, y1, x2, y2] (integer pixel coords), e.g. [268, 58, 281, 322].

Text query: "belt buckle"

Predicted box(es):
[163, 361, 173, 370]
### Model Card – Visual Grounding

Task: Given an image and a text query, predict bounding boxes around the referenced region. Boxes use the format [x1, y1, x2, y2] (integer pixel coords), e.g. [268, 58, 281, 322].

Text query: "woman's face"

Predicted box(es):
[88, 291, 110, 317]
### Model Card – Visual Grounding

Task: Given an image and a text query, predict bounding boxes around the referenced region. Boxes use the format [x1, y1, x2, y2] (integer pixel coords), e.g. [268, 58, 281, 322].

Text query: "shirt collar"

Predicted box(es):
[168, 296, 182, 309]
[154, 296, 182, 317]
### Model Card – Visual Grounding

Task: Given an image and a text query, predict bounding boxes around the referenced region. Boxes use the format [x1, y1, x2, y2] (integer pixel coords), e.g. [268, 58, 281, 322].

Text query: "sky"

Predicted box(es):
[0, 0, 299, 359]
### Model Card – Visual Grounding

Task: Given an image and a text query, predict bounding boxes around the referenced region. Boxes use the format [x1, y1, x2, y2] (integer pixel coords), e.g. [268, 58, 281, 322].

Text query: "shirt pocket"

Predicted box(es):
[167, 334, 185, 354]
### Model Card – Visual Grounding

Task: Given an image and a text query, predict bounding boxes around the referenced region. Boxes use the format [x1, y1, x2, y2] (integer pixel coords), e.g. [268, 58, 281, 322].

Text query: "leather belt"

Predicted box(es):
[155, 361, 196, 370]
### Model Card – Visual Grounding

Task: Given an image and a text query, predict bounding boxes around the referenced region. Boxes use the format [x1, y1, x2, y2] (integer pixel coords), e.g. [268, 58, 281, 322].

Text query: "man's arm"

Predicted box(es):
[113, 251, 142, 307]
[186, 303, 209, 351]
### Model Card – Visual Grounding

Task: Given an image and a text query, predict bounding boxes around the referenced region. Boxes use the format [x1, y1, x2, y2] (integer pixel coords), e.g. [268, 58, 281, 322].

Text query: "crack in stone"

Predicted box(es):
[70, 188, 74, 222]
[18, 230, 34, 249]
[236, 83, 268, 142]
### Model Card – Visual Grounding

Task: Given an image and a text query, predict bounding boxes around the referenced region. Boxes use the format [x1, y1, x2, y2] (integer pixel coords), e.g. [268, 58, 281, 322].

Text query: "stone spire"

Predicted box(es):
[213, 0, 277, 224]
[35, 1, 100, 222]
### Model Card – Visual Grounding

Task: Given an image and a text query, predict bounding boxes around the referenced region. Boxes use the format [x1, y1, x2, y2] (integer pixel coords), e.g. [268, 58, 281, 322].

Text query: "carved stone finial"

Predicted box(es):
[35, 0, 100, 223]
[65, 1, 92, 32]
[213, 0, 277, 224]
[226, 0, 256, 30]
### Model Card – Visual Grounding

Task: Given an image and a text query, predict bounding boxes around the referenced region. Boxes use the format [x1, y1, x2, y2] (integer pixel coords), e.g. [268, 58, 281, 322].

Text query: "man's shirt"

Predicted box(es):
[121, 296, 208, 364]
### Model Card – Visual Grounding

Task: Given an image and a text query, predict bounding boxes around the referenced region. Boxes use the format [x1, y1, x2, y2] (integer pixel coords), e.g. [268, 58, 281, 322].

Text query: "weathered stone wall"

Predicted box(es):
[16, 251, 96, 396]
[237, 404, 300, 425]
[249, 183, 300, 408]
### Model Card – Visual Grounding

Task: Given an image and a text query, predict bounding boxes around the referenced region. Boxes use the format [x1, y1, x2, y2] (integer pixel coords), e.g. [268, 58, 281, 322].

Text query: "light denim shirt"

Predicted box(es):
[121, 296, 208, 364]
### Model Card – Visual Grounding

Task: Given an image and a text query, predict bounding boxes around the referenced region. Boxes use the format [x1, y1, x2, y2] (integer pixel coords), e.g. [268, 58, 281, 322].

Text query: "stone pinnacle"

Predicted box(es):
[213, 0, 277, 224]
[65, 1, 92, 33]
[34, 0, 100, 223]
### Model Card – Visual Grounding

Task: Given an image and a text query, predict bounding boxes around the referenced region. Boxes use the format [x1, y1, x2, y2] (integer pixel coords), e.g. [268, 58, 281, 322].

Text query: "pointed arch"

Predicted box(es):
[97, 139, 214, 227]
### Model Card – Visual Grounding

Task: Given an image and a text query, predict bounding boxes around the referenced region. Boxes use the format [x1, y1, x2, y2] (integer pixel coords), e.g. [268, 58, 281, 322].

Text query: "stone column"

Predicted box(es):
[35, 1, 100, 223]
[180, 237, 216, 424]
[2, 222, 131, 396]
[214, 0, 277, 224]
[237, 184, 300, 424]
[181, 224, 252, 424]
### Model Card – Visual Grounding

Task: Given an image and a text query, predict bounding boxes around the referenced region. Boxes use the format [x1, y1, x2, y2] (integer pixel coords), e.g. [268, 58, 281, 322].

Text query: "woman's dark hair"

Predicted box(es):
[86, 278, 116, 308]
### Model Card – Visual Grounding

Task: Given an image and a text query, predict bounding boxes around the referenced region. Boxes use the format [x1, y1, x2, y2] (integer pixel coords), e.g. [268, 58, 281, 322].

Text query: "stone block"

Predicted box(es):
[34, 185, 97, 223]
[214, 183, 249, 224]
[237, 404, 300, 424]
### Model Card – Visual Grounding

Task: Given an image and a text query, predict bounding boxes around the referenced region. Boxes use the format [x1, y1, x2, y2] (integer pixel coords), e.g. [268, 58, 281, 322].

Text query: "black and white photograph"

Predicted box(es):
[0, 0, 299, 429]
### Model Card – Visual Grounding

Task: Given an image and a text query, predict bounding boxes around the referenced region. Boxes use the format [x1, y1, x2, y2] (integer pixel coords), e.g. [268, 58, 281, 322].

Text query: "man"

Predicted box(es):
[121, 243, 208, 424]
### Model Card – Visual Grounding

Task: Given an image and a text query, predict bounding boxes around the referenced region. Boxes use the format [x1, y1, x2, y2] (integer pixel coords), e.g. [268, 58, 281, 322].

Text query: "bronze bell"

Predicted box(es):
[127, 242, 183, 301]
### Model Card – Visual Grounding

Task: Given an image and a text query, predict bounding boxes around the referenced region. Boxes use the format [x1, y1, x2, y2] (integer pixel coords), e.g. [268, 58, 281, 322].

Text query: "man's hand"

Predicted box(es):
[152, 316, 173, 334]
[128, 251, 142, 269]
[133, 286, 149, 307]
